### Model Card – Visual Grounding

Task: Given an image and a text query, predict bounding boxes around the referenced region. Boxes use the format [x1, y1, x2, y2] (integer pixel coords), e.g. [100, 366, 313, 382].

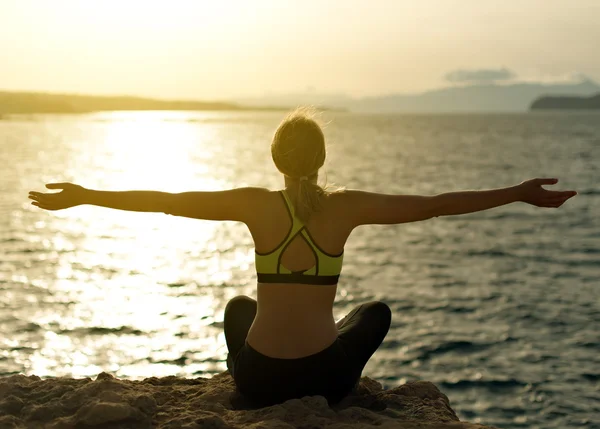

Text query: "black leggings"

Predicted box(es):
[224, 296, 391, 407]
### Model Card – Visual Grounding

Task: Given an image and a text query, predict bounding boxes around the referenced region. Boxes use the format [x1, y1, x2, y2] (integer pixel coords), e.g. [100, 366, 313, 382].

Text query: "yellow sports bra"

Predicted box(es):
[255, 190, 344, 285]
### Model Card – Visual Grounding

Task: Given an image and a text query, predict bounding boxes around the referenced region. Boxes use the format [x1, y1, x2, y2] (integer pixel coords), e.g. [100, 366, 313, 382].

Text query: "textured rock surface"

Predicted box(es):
[0, 371, 498, 428]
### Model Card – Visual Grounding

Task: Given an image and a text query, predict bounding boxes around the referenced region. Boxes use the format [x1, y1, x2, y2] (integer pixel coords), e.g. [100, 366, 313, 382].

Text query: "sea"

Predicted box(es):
[0, 110, 598, 429]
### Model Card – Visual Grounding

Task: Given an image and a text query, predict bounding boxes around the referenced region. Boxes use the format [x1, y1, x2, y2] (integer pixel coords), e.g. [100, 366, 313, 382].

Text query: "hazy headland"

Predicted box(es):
[0, 91, 287, 115]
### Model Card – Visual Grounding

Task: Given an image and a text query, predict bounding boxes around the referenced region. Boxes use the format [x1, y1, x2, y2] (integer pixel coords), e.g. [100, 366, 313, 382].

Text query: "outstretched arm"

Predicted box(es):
[342, 178, 577, 228]
[433, 178, 577, 216]
[28, 183, 269, 223]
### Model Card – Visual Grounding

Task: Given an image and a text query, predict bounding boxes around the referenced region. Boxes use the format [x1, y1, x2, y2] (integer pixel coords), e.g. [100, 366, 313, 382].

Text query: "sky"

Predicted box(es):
[1, 0, 599, 100]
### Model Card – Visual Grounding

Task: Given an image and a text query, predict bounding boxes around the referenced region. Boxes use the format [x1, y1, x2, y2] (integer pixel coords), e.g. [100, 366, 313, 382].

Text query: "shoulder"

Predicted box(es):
[322, 188, 437, 226]
[236, 186, 273, 199]
[322, 188, 365, 207]
[229, 187, 279, 211]
[242, 187, 282, 202]
[166, 186, 276, 222]
[235, 187, 285, 219]
[316, 188, 359, 229]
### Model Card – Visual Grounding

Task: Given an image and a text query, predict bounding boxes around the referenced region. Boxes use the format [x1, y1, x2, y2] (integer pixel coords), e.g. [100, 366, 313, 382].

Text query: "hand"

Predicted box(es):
[517, 178, 577, 208]
[28, 183, 87, 211]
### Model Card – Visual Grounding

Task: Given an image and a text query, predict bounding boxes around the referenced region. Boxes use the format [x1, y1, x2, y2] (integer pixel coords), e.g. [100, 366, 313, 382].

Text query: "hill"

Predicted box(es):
[530, 93, 600, 110]
[0, 91, 285, 114]
[236, 79, 600, 113]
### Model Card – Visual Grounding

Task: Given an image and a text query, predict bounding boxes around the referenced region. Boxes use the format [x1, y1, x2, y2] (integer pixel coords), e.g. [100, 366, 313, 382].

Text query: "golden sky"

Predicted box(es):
[1, 0, 599, 99]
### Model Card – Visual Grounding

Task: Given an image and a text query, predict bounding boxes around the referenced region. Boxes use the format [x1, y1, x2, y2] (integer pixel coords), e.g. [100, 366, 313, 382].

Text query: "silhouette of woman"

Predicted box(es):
[28, 108, 577, 408]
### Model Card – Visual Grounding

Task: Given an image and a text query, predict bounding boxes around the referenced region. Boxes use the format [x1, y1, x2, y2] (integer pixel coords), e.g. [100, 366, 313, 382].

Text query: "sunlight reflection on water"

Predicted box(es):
[6, 111, 262, 379]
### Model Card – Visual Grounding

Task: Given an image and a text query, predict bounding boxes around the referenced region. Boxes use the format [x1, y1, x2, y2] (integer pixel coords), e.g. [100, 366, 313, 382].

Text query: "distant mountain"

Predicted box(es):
[531, 93, 600, 110]
[0, 91, 286, 114]
[236, 79, 600, 113]
[3, 80, 600, 115]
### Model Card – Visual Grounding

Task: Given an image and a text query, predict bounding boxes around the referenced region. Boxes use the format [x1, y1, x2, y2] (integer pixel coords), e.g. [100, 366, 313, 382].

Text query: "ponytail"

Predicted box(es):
[292, 176, 326, 223]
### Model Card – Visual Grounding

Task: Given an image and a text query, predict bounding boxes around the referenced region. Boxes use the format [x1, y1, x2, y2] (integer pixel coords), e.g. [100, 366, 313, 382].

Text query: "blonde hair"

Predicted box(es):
[271, 107, 328, 223]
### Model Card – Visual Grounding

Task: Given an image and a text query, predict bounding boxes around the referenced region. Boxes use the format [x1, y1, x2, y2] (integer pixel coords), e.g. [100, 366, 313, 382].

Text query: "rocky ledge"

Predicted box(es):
[0, 371, 497, 428]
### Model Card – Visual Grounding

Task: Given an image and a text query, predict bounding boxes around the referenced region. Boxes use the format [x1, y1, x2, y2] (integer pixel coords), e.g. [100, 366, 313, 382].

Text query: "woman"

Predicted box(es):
[28, 108, 577, 408]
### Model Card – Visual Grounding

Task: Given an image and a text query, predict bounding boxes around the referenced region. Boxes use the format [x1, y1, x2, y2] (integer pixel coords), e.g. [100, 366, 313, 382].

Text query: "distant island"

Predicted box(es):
[530, 93, 600, 110]
[236, 78, 600, 113]
[0, 91, 290, 114]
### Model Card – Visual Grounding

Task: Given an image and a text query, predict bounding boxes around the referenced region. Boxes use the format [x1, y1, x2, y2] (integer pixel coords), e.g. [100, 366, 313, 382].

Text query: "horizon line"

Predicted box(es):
[2, 77, 599, 105]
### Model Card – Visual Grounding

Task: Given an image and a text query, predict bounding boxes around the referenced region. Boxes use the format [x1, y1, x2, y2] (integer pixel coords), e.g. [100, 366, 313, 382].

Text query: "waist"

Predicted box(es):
[247, 313, 339, 359]
[242, 336, 341, 362]
[257, 273, 340, 285]
[252, 282, 338, 358]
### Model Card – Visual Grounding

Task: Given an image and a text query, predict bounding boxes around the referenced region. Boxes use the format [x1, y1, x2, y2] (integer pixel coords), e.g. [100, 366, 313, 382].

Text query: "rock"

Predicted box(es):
[74, 401, 139, 425]
[0, 371, 499, 428]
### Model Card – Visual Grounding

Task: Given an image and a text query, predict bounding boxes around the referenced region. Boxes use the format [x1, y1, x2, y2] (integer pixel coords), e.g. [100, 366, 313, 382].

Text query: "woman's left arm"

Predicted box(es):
[434, 178, 577, 217]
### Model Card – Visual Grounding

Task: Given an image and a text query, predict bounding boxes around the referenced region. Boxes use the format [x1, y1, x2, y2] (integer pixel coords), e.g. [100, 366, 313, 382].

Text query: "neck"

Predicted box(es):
[284, 174, 318, 188]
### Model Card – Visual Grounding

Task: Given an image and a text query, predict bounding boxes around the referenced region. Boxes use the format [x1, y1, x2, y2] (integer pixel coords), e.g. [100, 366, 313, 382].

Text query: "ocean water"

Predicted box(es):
[0, 110, 598, 429]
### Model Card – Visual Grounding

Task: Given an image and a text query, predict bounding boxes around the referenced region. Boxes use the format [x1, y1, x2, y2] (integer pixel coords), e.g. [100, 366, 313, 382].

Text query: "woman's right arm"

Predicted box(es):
[342, 178, 577, 228]
[28, 182, 269, 224]
[29, 183, 171, 213]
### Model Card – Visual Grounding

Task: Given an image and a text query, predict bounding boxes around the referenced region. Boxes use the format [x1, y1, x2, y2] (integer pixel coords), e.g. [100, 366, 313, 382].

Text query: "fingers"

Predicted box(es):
[30, 190, 61, 199]
[534, 178, 558, 186]
[546, 197, 571, 204]
[29, 189, 66, 203]
[536, 186, 577, 209]
[46, 183, 70, 189]
[28, 193, 60, 210]
[30, 197, 61, 210]
[541, 194, 576, 208]
[28, 193, 51, 203]
[545, 190, 577, 198]
[28, 190, 65, 211]
[538, 202, 564, 208]
[30, 201, 57, 210]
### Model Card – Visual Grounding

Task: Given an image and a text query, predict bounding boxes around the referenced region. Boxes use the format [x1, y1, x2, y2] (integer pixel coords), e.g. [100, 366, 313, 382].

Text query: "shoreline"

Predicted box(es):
[0, 90, 345, 115]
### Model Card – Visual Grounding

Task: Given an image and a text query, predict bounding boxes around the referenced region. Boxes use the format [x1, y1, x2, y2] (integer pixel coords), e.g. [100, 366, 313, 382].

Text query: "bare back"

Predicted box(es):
[245, 190, 352, 359]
